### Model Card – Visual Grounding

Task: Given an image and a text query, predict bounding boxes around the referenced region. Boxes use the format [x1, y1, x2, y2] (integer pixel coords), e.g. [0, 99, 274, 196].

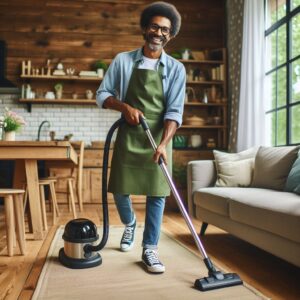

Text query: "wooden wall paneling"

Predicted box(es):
[0, 0, 226, 85]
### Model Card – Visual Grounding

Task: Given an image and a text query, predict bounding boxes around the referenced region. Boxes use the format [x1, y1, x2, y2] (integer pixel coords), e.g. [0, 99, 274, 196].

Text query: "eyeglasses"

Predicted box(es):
[148, 23, 171, 36]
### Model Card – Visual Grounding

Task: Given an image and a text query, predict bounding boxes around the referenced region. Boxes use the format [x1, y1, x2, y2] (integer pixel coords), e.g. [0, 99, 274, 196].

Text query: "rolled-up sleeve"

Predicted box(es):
[96, 54, 120, 108]
[164, 63, 186, 127]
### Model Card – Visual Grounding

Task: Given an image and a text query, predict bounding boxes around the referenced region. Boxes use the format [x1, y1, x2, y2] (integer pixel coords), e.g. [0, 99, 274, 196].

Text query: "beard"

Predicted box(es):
[143, 32, 169, 51]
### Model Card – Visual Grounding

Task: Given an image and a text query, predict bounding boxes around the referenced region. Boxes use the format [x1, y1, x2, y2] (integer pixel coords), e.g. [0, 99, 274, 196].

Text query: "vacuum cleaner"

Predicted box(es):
[59, 116, 243, 292]
[58, 118, 122, 269]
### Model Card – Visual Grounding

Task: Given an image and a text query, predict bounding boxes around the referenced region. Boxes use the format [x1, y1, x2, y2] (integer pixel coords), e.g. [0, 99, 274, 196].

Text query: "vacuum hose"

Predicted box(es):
[84, 118, 125, 254]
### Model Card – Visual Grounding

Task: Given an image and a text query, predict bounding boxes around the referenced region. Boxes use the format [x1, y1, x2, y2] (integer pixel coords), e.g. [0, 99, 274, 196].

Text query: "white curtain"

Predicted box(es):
[237, 0, 265, 152]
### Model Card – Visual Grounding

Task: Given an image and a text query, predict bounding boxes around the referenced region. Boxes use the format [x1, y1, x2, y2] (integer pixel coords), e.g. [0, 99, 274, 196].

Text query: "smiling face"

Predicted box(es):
[143, 16, 172, 53]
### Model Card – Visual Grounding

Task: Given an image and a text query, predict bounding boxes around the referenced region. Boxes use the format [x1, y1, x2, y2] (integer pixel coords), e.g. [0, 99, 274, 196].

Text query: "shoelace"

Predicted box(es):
[122, 226, 134, 243]
[144, 249, 160, 265]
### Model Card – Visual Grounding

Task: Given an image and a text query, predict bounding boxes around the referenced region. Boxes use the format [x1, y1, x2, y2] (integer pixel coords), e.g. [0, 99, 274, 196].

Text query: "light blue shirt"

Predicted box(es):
[96, 48, 186, 126]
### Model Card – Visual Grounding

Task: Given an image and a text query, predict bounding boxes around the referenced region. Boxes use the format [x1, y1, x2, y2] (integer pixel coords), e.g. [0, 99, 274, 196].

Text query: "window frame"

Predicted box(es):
[264, 0, 300, 146]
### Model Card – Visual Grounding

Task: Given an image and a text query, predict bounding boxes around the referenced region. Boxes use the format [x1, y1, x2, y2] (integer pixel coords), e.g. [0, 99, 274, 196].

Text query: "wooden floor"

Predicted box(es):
[0, 203, 299, 300]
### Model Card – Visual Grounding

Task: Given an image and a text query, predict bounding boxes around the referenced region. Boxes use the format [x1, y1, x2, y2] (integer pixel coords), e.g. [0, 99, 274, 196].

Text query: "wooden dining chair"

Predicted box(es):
[46, 141, 84, 217]
[24, 178, 60, 231]
[0, 189, 26, 256]
[38, 178, 60, 227]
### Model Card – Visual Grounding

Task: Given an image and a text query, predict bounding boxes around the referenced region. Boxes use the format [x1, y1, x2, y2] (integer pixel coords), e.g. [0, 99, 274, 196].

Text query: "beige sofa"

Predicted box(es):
[187, 153, 300, 268]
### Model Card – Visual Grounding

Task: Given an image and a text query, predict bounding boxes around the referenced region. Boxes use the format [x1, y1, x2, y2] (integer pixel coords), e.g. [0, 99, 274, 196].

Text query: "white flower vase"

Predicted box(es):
[4, 131, 16, 141]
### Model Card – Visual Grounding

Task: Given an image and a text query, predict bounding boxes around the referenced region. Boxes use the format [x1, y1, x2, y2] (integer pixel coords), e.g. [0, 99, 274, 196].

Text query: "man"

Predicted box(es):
[96, 1, 185, 273]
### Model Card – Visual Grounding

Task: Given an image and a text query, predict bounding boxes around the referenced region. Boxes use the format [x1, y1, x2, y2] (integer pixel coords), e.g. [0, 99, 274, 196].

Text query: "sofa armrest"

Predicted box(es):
[187, 160, 216, 217]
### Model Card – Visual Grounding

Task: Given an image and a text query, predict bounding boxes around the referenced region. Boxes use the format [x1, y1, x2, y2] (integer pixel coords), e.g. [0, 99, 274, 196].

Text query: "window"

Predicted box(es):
[265, 0, 300, 146]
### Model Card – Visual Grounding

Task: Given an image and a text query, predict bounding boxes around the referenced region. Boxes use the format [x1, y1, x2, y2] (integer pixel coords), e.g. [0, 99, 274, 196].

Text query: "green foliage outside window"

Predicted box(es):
[265, 0, 300, 145]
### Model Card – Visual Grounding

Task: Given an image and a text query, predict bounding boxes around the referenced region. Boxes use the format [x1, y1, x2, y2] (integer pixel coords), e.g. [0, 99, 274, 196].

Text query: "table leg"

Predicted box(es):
[13, 160, 33, 233]
[14, 194, 26, 255]
[4, 195, 15, 256]
[25, 159, 44, 240]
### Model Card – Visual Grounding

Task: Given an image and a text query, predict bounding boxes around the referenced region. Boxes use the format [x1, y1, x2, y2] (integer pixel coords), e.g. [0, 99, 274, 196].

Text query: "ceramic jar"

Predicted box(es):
[182, 49, 190, 60]
[45, 91, 55, 99]
[206, 138, 216, 149]
[86, 90, 93, 100]
[189, 135, 202, 148]
[55, 90, 62, 99]
[213, 116, 221, 125]
[97, 69, 104, 78]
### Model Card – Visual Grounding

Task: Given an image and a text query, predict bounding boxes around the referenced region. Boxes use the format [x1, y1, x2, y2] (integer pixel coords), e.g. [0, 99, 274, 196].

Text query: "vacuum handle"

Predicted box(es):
[139, 116, 149, 131]
[139, 115, 209, 260]
[139, 116, 164, 165]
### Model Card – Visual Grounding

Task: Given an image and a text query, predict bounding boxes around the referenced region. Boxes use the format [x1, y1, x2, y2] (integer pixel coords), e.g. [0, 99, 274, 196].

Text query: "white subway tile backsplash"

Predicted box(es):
[0, 94, 120, 144]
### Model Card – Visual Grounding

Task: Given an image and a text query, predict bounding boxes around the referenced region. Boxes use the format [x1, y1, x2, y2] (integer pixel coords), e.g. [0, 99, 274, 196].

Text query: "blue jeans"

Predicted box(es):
[113, 194, 165, 250]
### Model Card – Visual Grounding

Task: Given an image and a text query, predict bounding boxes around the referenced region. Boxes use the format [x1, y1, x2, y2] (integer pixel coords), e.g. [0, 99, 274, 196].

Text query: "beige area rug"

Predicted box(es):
[32, 226, 268, 300]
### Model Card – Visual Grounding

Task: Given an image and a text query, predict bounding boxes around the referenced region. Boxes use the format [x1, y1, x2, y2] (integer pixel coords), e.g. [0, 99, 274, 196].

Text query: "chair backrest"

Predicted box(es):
[70, 141, 85, 188]
[45, 141, 85, 200]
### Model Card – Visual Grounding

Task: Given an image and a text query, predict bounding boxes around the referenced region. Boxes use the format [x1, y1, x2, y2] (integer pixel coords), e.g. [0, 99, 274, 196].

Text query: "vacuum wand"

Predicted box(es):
[139, 116, 208, 260]
[139, 116, 243, 291]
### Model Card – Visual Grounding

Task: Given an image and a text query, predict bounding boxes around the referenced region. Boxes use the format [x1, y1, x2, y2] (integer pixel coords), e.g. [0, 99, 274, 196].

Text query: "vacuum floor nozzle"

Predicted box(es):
[194, 272, 243, 291]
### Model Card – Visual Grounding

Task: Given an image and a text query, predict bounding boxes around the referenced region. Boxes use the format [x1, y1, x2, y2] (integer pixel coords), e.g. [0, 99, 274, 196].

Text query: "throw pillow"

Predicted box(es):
[213, 148, 257, 187]
[251, 146, 300, 190]
[285, 155, 300, 195]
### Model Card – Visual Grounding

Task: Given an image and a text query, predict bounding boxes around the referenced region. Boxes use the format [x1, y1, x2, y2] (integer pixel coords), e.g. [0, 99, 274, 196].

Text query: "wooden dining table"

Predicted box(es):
[0, 141, 78, 240]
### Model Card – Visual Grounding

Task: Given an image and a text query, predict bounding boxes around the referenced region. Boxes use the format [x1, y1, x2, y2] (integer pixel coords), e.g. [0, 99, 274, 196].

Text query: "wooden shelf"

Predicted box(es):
[179, 48, 228, 150]
[173, 147, 224, 151]
[184, 102, 227, 106]
[21, 75, 102, 82]
[179, 59, 224, 64]
[180, 125, 227, 129]
[19, 98, 96, 106]
[186, 80, 224, 85]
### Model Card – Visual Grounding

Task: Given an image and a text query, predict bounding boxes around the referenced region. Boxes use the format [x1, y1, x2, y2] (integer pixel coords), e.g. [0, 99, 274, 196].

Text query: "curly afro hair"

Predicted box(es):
[140, 2, 181, 37]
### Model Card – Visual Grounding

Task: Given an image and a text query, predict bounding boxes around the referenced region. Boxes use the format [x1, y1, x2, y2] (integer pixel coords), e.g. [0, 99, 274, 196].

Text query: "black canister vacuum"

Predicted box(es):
[59, 116, 243, 291]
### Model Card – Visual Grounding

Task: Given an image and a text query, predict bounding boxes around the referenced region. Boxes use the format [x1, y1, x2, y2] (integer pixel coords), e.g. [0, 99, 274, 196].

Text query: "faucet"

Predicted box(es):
[37, 120, 51, 141]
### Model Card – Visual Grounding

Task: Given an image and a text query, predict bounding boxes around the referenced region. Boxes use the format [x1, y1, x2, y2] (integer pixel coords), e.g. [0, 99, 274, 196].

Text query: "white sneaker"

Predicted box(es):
[120, 220, 136, 252]
[142, 248, 165, 273]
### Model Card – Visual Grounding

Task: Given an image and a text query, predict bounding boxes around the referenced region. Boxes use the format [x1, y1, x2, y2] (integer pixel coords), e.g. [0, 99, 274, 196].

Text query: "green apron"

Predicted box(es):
[108, 63, 172, 197]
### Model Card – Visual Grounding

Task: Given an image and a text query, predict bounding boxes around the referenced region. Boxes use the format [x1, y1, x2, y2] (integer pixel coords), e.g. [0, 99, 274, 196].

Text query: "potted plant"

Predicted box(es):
[170, 51, 182, 59]
[2, 107, 26, 141]
[93, 60, 108, 78]
[54, 83, 63, 99]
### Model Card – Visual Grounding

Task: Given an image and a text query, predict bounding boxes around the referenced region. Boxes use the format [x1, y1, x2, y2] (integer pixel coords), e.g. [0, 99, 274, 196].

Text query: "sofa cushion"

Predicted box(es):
[213, 148, 257, 187]
[229, 188, 300, 243]
[252, 146, 299, 190]
[285, 155, 300, 195]
[193, 187, 245, 217]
